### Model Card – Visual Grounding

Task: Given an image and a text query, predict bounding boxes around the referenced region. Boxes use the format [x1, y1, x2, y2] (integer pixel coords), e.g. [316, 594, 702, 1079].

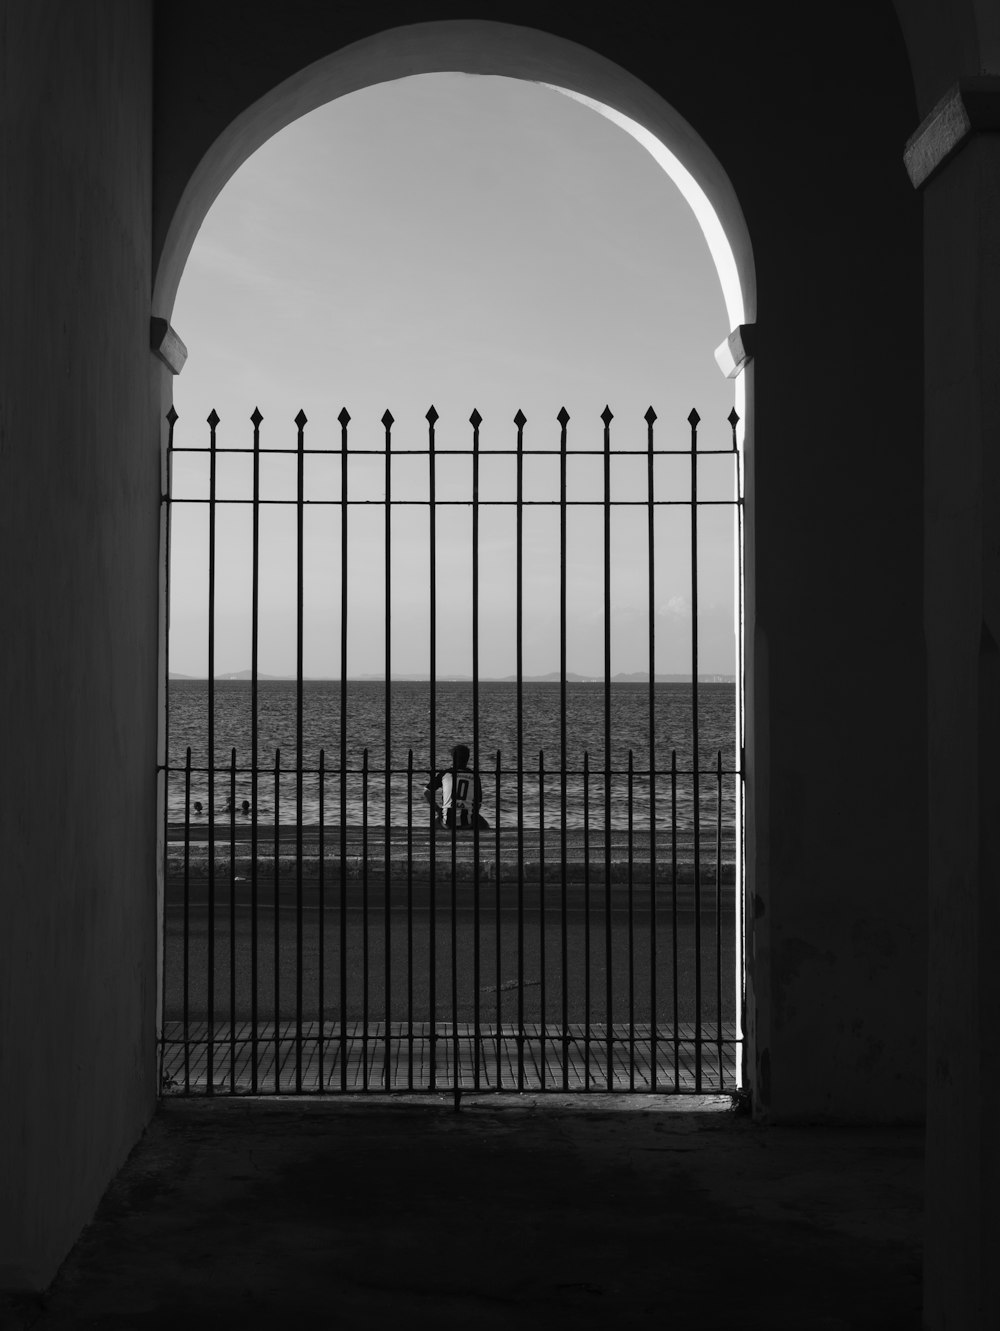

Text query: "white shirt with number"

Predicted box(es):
[441, 768, 475, 817]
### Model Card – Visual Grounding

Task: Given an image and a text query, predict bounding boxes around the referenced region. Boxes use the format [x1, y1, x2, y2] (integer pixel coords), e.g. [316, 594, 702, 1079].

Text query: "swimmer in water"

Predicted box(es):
[193, 801, 203, 816]
[241, 800, 251, 816]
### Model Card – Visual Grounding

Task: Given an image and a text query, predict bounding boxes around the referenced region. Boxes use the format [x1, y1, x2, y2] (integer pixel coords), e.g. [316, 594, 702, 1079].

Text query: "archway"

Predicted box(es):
[153, 23, 755, 328]
[154, 20, 756, 1096]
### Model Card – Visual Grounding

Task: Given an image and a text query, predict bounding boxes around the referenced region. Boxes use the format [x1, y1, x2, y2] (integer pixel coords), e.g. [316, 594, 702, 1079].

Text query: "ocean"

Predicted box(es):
[167, 680, 737, 831]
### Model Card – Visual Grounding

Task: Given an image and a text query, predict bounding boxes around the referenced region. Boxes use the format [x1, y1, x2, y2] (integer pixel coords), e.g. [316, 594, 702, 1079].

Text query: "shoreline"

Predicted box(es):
[166, 823, 737, 844]
[166, 825, 735, 889]
[165, 824, 737, 886]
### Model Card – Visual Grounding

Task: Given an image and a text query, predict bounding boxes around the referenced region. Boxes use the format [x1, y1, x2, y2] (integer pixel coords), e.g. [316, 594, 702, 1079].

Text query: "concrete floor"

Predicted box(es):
[4, 1096, 923, 1330]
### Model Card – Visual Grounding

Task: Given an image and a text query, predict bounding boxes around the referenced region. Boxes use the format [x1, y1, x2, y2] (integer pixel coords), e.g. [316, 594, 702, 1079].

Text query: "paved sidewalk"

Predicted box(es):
[3, 1097, 922, 1330]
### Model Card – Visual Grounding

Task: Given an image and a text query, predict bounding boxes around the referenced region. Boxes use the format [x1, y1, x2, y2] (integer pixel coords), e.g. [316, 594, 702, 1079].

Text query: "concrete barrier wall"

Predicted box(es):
[165, 852, 738, 886]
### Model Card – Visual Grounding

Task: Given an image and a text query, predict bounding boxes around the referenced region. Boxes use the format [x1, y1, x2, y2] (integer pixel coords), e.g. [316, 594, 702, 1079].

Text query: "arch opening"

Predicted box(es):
[154, 21, 755, 330]
[156, 25, 755, 1099]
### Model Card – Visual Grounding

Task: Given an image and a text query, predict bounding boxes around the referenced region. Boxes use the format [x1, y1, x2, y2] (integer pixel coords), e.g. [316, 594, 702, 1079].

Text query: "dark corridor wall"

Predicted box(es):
[1, 0, 944, 1297]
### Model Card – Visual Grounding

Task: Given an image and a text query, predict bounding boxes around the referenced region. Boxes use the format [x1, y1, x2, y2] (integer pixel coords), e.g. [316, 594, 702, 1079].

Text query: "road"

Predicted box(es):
[163, 877, 738, 1030]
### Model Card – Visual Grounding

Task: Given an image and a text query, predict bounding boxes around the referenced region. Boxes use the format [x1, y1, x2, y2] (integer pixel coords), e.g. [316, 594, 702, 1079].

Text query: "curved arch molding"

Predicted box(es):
[152, 20, 755, 340]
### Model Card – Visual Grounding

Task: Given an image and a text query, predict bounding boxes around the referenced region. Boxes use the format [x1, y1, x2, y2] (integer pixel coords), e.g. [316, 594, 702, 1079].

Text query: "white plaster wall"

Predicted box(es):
[0, 0, 159, 1288]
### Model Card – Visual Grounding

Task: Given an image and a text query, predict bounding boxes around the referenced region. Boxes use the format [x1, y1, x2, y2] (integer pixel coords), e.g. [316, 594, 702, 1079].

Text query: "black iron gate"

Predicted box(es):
[158, 404, 744, 1095]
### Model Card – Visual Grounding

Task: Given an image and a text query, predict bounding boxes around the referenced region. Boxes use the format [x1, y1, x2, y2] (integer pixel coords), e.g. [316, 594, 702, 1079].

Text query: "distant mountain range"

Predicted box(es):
[169, 670, 289, 681]
[170, 669, 735, 683]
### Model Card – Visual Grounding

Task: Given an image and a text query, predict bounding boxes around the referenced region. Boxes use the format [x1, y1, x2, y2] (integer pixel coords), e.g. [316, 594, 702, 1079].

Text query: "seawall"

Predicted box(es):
[165, 824, 737, 885]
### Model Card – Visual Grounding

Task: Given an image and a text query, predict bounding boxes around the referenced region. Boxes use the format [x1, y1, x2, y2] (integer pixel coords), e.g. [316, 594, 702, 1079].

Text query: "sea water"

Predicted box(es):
[167, 680, 737, 831]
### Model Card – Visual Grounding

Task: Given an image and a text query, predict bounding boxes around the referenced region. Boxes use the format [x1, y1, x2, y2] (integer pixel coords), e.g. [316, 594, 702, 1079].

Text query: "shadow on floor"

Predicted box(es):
[6, 1095, 923, 1330]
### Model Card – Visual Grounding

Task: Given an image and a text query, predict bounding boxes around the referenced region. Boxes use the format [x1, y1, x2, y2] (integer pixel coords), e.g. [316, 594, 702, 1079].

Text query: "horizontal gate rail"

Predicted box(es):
[159, 405, 744, 1098]
[160, 1021, 740, 1095]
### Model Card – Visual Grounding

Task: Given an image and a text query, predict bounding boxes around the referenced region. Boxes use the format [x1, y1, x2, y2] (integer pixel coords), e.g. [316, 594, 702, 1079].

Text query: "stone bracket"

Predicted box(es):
[905, 78, 1000, 189]
[714, 323, 755, 379]
[150, 317, 188, 375]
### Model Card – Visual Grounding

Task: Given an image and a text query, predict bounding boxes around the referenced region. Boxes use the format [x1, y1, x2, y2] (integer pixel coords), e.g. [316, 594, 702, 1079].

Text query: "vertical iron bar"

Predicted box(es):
[450, 754, 459, 1097]
[671, 749, 680, 1091]
[338, 408, 350, 1092]
[495, 749, 503, 1089]
[731, 406, 746, 1086]
[689, 408, 702, 1093]
[558, 407, 569, 1091]
[407, 749, 414, 1090]
[538, 750, 546, 1090]
[427, 406, 438, 1091]
[273, 748, 281, 1093]
[646, 407, 658, 1091]
[229, 747, 237, 1091]
[716, 748, 724, 1089]
[471, 409, 482, 1092]
[602, 405, 613, 1091]
[160, 407, 177, 1096]
[628, 749, 635, 1091]
[183, 747, 191, 1093]
[362, 747, 369, 1089]
[206, 409, 218, 1096]
[583, 750, 591, 1090]
[250, 408, 262, 1094]
[383, 410, 394, 1091]
[295, 410, 306, 1094]
[318, 749, 325, 1092]
[514, 409, 526, 1091]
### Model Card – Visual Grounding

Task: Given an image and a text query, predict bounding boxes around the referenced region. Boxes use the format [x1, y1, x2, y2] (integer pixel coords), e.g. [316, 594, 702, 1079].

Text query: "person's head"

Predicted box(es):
[451, 744, 470, 769]
[241, 800, 250, 814]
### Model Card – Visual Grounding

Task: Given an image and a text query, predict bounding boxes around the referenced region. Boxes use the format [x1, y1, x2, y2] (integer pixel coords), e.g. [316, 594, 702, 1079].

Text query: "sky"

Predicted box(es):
[169, 74, 738, 679]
